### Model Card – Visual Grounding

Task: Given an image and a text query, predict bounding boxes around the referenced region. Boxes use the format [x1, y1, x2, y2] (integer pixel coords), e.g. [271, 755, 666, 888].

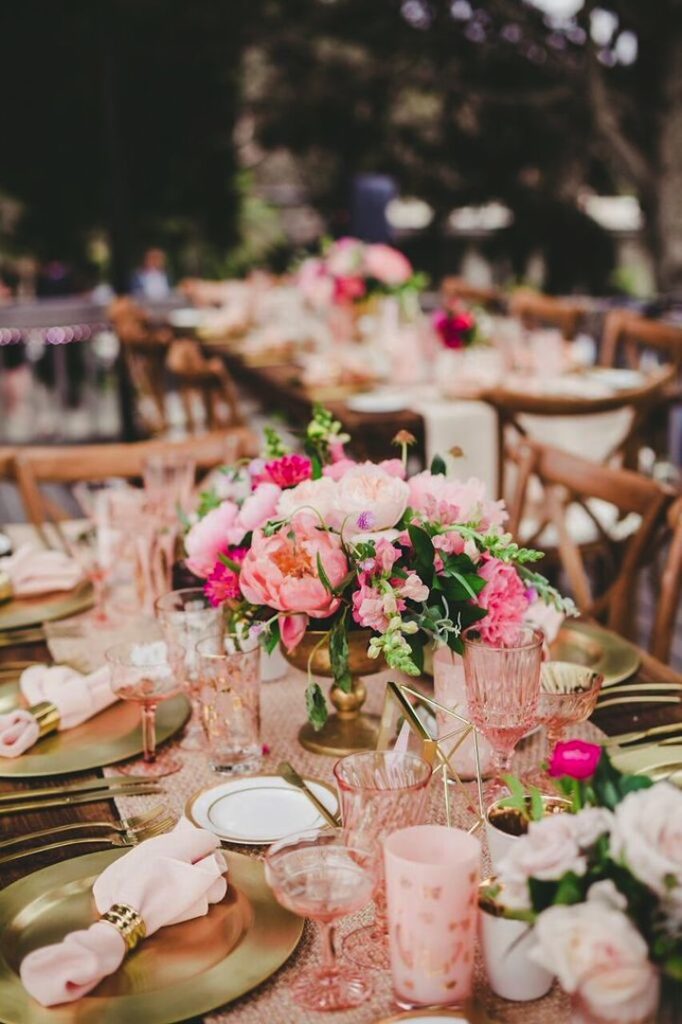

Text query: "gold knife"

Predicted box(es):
[0, 785, 162, 815]
[277, 761, 340, 828]
[596, 695, 681, 711]
[606, 721, 682, 747]
[0, 776, 154, 804]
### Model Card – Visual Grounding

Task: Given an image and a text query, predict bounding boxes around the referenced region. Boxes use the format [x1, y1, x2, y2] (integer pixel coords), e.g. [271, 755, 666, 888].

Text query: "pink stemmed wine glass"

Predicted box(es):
[530, 662, 604, 791]
[105, 640, 185, 778]
[333, 750, 433, 970]
[462, 625, 544, 801]
[265, 827, 380, 1012]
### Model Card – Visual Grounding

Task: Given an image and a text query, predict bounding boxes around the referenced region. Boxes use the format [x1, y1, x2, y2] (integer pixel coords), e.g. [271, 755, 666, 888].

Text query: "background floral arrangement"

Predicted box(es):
[296, 236, 426, 308]
[489, 739, 682, 1024]
[431, 301, 479, 349]
[183, 406, 573, 727]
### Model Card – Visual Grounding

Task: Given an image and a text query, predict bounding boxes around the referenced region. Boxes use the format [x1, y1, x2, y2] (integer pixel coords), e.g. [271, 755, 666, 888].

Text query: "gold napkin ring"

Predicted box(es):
[0, 571, 12, 604]
[100, 904, 147, 952]
[29, 701, 60, 739]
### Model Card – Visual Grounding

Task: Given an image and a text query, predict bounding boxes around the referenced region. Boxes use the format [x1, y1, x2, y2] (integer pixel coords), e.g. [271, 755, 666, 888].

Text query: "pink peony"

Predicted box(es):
[203, 547, 248, 607]
[280, 613, 309, 653]
[259, 454, 312, 489]
[549, 739, 602, 780]
[238, 482, 282, 533]
[364, 243, 413, 286]
[323, 457, 357, 481]
[276, 476, 339, 525]
[336, 463, 410, 535]
[475, 556, 530, 645]
[240, 517, 348, 619]
[185, 500, 243, 578]
[408, 471, 507, 530]
[378, 458, 407, 480]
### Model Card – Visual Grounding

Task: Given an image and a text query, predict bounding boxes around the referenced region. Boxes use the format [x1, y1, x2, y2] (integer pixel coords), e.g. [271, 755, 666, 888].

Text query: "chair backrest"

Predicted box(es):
[508, 439, 677, 647]
[651, 496, 682, 664]
[509, 290, 585, 340]
[13, 428, 255, 537]
[440, 277, 503, 312]
[600, 309, 682, 374]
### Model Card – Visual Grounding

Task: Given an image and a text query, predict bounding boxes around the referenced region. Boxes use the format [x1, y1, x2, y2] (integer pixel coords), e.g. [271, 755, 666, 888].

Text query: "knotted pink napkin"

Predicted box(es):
[0, 544, 83, 596]
[0, 664, 116, 758]
[20, 818, 227, 1006]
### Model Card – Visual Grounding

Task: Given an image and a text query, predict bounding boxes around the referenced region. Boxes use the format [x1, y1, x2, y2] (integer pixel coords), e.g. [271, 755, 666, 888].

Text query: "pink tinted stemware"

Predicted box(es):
[532, 662, 604, 790]
[462, 625, 543, 800]
[333, 750, 433, 970]
[265, 827, 379, 1012]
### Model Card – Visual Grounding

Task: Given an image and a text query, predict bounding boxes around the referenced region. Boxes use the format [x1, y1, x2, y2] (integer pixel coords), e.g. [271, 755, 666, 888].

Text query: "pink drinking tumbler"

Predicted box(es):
[384, 824, 481, 1008]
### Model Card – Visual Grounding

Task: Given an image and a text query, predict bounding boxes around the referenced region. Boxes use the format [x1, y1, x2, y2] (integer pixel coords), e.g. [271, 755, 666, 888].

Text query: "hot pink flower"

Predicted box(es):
[408, 471, 507, 530]
[239, 517, 348, 619]
[203, 547, 248, 607]
[185, 500, 243, 578]
[333, 275, 366, 304]
[280, 613, 309, 653]
[260, 454, 312, 489]
[364, 244, 413, 286]
[549, 739, 602, 780]
[475, 555, 530, 645]
[432, 309, 475, 349]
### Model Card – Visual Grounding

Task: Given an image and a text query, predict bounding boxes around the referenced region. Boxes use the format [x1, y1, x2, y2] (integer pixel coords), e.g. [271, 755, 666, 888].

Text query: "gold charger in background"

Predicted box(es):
[0, 581, 93, 632]
[0, 847, 303, 1024]
[550, 620, 639, 687]
[0, 681, 190, 777]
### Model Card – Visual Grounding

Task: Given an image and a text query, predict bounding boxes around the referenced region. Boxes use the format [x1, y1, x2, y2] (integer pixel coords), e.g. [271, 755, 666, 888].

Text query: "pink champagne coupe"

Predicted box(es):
[462, 625, 543, 801]
[265, 828, 380, 1012]
[105, 640, 185, 778]
[531, 662, 604, 791]
[333, 750, 433, 970]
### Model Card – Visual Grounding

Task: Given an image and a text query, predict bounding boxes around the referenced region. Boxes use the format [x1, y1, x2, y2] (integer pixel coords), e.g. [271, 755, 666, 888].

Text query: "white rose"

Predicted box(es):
[498, 814, 586, 906]
[610, 783, 682, 906]
[573, 807, 615, 849]
[276, 477, 339, 526]
[532, 903, 659, 1024]
[587, 879, 627, 911]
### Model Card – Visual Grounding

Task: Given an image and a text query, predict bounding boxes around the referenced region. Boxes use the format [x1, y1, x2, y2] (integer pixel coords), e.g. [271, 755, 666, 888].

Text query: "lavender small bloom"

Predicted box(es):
[356, 510, 376, 531]
[524, 587, 538, 603]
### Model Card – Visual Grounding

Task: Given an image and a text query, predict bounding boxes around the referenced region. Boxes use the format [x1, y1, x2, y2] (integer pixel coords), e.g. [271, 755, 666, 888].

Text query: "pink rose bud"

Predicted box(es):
[549, 739, 602, 780]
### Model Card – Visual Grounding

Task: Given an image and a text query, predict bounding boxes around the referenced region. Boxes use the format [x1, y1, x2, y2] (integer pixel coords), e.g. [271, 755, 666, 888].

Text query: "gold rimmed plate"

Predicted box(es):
[186, 774, 340, 846]
[0, 847, 303, 1024]
[0, 581, 93, 633]
[0, 680, 189, 777]
[549, 620, 639, 687]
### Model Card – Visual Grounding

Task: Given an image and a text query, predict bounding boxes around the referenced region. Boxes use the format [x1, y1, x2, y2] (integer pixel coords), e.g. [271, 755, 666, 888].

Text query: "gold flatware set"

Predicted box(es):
[0, 775, 164, 817]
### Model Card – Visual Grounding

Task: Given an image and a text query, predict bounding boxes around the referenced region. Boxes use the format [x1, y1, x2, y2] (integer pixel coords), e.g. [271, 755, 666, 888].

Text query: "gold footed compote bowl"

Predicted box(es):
[283, 629, 383, 756]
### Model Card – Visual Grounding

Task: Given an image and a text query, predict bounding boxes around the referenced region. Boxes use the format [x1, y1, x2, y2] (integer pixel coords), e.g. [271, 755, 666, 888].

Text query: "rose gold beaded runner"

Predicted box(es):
[46, 620, 592, 1024]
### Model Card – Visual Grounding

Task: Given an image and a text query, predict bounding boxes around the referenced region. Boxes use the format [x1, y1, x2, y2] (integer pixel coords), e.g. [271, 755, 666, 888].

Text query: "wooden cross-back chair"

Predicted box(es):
[600, 309, 682, 376]
[508, 439, 678, 648]
[440, 277, 503, 312]
[651, 496, 682, 664]
[508, 289, 586, 340]
[13, 428, 255, 550]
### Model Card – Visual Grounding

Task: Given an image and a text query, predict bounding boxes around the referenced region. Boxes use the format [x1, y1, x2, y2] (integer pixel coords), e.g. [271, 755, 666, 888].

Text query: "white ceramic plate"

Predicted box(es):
[186, 775, 339, 845]
[346, 391, 407, 414]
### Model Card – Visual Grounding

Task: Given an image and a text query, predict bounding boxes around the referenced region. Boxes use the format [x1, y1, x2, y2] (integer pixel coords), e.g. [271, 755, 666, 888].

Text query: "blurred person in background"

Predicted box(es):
[131, 247, 171, 301]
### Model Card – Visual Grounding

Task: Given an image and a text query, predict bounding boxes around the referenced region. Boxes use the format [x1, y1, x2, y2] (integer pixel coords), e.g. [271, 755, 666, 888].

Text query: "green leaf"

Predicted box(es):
[196, 489, 222, 518]
[305, 683, 328, 731]
[218, 552, 244, 572]
[529, 786, 545, 822]
[430, 454, 447, 475]
[264, 619, 281, 655]
[408, 524, 435, 572]
[329, 623, 352, 693]
[316, 552, 334, 594]
[553, 871, 585, 905]
[406, 631, 425, 673]
[528, 877, 559, 913]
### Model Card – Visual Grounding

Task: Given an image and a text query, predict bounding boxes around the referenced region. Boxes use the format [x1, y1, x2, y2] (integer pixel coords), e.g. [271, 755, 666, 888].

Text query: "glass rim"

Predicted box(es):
[143, 452, 197, 469]
[154, 588, 214, 612]
[461, 625, 544, 652]
[265, 826, 379, 871]
[104, 639, 186, 666]
[333, 750, 433, 792]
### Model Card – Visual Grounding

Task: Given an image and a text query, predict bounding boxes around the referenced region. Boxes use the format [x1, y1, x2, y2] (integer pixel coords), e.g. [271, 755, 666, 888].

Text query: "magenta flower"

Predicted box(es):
[262, 454, 312, 489]
[432, 308, 475, 349]
[549, 739, 602, 780]
[203, 547, 248, 607]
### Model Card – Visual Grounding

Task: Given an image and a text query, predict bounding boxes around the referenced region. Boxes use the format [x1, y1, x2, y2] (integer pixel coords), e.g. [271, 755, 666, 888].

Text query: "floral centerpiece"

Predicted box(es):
[431, 301, 479, 349]
[486, 739, 682, 1023]
[296, 237, 426, 308]
[183, 406, 572, 729]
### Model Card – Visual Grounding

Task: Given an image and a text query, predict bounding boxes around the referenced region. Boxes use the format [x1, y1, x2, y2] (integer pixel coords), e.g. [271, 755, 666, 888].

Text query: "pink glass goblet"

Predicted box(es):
[530, 663, 604, 791]
[143, 452, 195, 522]
[265, 827, 380, 1012]
[462, 625, 543, 802]
[333, 750, 433, 970]
[105, 640, 185, 778]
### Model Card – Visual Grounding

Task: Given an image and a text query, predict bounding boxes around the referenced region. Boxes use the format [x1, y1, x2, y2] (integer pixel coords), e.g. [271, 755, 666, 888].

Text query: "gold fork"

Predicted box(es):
[0, 815, 175, 867]
[0, 806, 172, 851]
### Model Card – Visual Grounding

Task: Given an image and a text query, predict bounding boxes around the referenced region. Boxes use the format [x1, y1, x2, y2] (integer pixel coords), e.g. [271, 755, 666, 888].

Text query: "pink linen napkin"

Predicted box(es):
[20, 818, 228, 1006]
[0, 664, 117, 758]
[0, 544, 83, 597]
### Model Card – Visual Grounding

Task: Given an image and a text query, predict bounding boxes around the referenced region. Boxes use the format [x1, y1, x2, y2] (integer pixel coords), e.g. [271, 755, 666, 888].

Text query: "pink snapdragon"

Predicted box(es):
[475, 555, 530, 644]
[409, 472, 507, 531]
[352, 575, 404, 633]
[398, 572, 429, 603]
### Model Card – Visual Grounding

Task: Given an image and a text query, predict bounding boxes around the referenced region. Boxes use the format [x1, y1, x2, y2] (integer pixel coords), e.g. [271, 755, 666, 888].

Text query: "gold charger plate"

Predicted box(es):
[549, 620, 640, 687]
[0, 581, 93, 632]
[0, 680, 190, 777]
[0, 847, 303, 1024]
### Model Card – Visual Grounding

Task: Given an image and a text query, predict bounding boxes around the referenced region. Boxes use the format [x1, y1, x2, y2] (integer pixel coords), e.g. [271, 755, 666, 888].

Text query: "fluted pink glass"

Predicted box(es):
[462, 625, 543, 800]
[530, 663, 604, 791]
[265, 828, 379, 1012]
[333, 751, 433, 970]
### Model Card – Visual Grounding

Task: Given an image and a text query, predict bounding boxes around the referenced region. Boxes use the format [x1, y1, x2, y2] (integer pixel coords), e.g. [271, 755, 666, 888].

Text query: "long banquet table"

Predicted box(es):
[1, 589, 681, 1024]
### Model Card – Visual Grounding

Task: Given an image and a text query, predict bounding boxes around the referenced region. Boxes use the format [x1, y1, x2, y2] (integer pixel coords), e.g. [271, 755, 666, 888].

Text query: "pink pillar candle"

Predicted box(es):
[384, 824, 481, 1008]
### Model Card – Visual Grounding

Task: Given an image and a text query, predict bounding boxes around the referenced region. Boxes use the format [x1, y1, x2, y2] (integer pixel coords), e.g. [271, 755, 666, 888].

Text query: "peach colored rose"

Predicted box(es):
[185, 500, 242, 577]
[364, 243, 413, 285]
[239, 517, 348, 620]
[336, 463, 409, 535]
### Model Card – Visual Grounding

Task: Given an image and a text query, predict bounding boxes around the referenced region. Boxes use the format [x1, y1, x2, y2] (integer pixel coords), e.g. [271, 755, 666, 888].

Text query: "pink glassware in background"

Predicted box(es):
[105, 639, 185, 778]
[462, 625, 543, 800]
[265, 828, 380, 1012]
[531, 662, 604, 790]
[195, 631, 261, 774]
[384, 824, 480, 1009]
[154, 588, 223, 751]
[143, 452, 196, 521]
[333, 750, 433, 969]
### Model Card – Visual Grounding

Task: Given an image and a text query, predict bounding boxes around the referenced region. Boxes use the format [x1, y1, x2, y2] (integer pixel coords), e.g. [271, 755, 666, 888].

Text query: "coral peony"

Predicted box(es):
[280, 613, 309, 653]
[475, 555, 530, 645]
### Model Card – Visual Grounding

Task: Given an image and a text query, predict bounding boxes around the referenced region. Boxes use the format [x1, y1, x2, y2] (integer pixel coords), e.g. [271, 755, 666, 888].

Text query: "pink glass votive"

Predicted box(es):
[384, 824, 481, 1009]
